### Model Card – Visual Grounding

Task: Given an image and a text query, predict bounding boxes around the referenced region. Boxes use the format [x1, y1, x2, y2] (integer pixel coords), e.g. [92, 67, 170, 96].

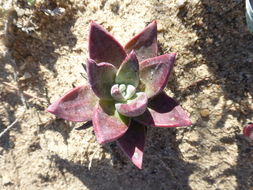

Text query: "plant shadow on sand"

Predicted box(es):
[50, 127, 197, 190]
[176, 0, 253, 189]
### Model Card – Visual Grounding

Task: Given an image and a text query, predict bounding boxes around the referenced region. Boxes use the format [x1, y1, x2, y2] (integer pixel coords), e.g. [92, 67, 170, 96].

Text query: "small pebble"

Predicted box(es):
[200, 109, 210, 117]
[176, 0, 187, 8]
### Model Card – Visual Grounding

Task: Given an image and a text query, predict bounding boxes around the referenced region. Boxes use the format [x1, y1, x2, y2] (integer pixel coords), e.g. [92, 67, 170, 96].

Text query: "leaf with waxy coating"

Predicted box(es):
[117, 120, 146, 169]
[87, 59, 116, 100]
[46, 21, 193, 170]
[134, 92, 192, 127]
[47, 85, 98, 122]
[111, 84, 136, 101]
[110, 84, 125, 101]
[115, 92, 148, 117]
[89, 21, 127, 68]
[115, 51, 139, 87]
[140, 53, 176, 98]
[93, 100, 130, 144]
[125, 21, 157, 62]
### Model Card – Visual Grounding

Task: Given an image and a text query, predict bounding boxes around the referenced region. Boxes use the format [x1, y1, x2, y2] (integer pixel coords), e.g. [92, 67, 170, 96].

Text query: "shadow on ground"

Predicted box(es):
[234, 135, 253, 189]
[0, 0, 78, 150]
[50, 128, 197, 190]
[218, 134, 253, 189]
[176, 0, 253, 124]
[175, 0, 253, 189]
[38, 118, 74, 144]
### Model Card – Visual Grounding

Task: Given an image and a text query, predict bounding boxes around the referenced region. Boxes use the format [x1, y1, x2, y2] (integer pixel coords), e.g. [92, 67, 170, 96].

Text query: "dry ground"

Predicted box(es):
[0, 0, 253, 189]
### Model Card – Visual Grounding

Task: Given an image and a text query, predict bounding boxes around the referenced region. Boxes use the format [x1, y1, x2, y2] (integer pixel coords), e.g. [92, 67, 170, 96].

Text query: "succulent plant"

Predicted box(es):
[47, 21, 192, 168]
[243, 123, 253, 140]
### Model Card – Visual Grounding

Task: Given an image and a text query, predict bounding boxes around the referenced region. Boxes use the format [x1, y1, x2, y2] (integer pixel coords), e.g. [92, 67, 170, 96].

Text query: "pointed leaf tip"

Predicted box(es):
[47, 85, 98, 122]
[93, 101, 130, 144]
[87, 59, 116, 100]
[140, 53, 176, 98]
[125, 21, 158, 61]
[115, 51, 139, 87]
[135, 92, 192, 128]
[117, 120, 146, 169]
[89, 21, 127, 68]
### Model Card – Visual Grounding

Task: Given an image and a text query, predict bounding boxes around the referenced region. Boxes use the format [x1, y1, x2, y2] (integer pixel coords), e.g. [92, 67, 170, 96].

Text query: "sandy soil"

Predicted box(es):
[0, 0, 253, 189]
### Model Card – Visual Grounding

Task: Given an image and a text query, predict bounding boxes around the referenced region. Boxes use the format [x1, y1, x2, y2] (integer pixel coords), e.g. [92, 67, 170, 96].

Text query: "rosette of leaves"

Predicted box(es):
[47, 21, 192, 168]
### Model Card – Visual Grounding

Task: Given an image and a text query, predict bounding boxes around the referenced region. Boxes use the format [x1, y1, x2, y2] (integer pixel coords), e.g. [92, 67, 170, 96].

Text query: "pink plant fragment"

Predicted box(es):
[140, 53, 176, 98]
[243, 123, 253, 140]
[47, 85, 98, 122]
[115, 92, 148, 117]
[135, 92, 192, 127]
[89, 21, 127, 68]
[115, 51, 139, 87]
[125, 21, 158, 62]
[87, 59, 116, 100]
[117, 120, 146, 169]
[93, 101, 130, 144]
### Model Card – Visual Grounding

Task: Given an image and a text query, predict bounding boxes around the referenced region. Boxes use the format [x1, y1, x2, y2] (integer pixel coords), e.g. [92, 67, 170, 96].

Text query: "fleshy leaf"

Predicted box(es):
[93, 100, 130, 144]
[123, 85, 136, 100]
[134, 92, 192, 127]
[115, 92, 148, 117]
[124, 21, 157, 62]
[111, 84, 136, 101]
[47, 85, 98, 122]
[115, 51, 139, 87]
[89, 21, 127, 68]
[87, 59, 116, 100]
[243, 123, 253, 140]
[140, 53, 176, 98]
[117, 120, 146, 169]
[110, 84, 125, 101]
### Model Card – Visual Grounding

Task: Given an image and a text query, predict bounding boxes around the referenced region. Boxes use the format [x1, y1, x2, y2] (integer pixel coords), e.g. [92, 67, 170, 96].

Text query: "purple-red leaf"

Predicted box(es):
[87, 59, 116, 100]
[93, 101, 130, 144]
[140, 53, 176, 98]
[124, 21, 157, 62]
[134, 92, 192, 127]
[89, 21, 127, 68]
[115, 51, 139, 87]
[117, 120, 146, 169]
[47, 85, 98, 122]
[243, 123, 253, 140]
[115, 92, 148, 117]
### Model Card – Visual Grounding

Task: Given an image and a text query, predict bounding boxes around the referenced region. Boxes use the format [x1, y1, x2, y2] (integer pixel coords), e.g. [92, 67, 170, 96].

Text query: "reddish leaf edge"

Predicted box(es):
[92, 101, 130, 144]
[139, 53, 177, 98]
[117, 120, 146, 169]
[134, 92, 192, 128]
[47, 85, 98, 122]
[88, 20, 127, 68]
[124, 20, 158, 58]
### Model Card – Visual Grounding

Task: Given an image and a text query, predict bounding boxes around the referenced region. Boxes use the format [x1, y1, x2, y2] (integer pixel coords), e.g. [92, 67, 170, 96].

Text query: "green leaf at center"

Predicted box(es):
[115, 51, 139, 87]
